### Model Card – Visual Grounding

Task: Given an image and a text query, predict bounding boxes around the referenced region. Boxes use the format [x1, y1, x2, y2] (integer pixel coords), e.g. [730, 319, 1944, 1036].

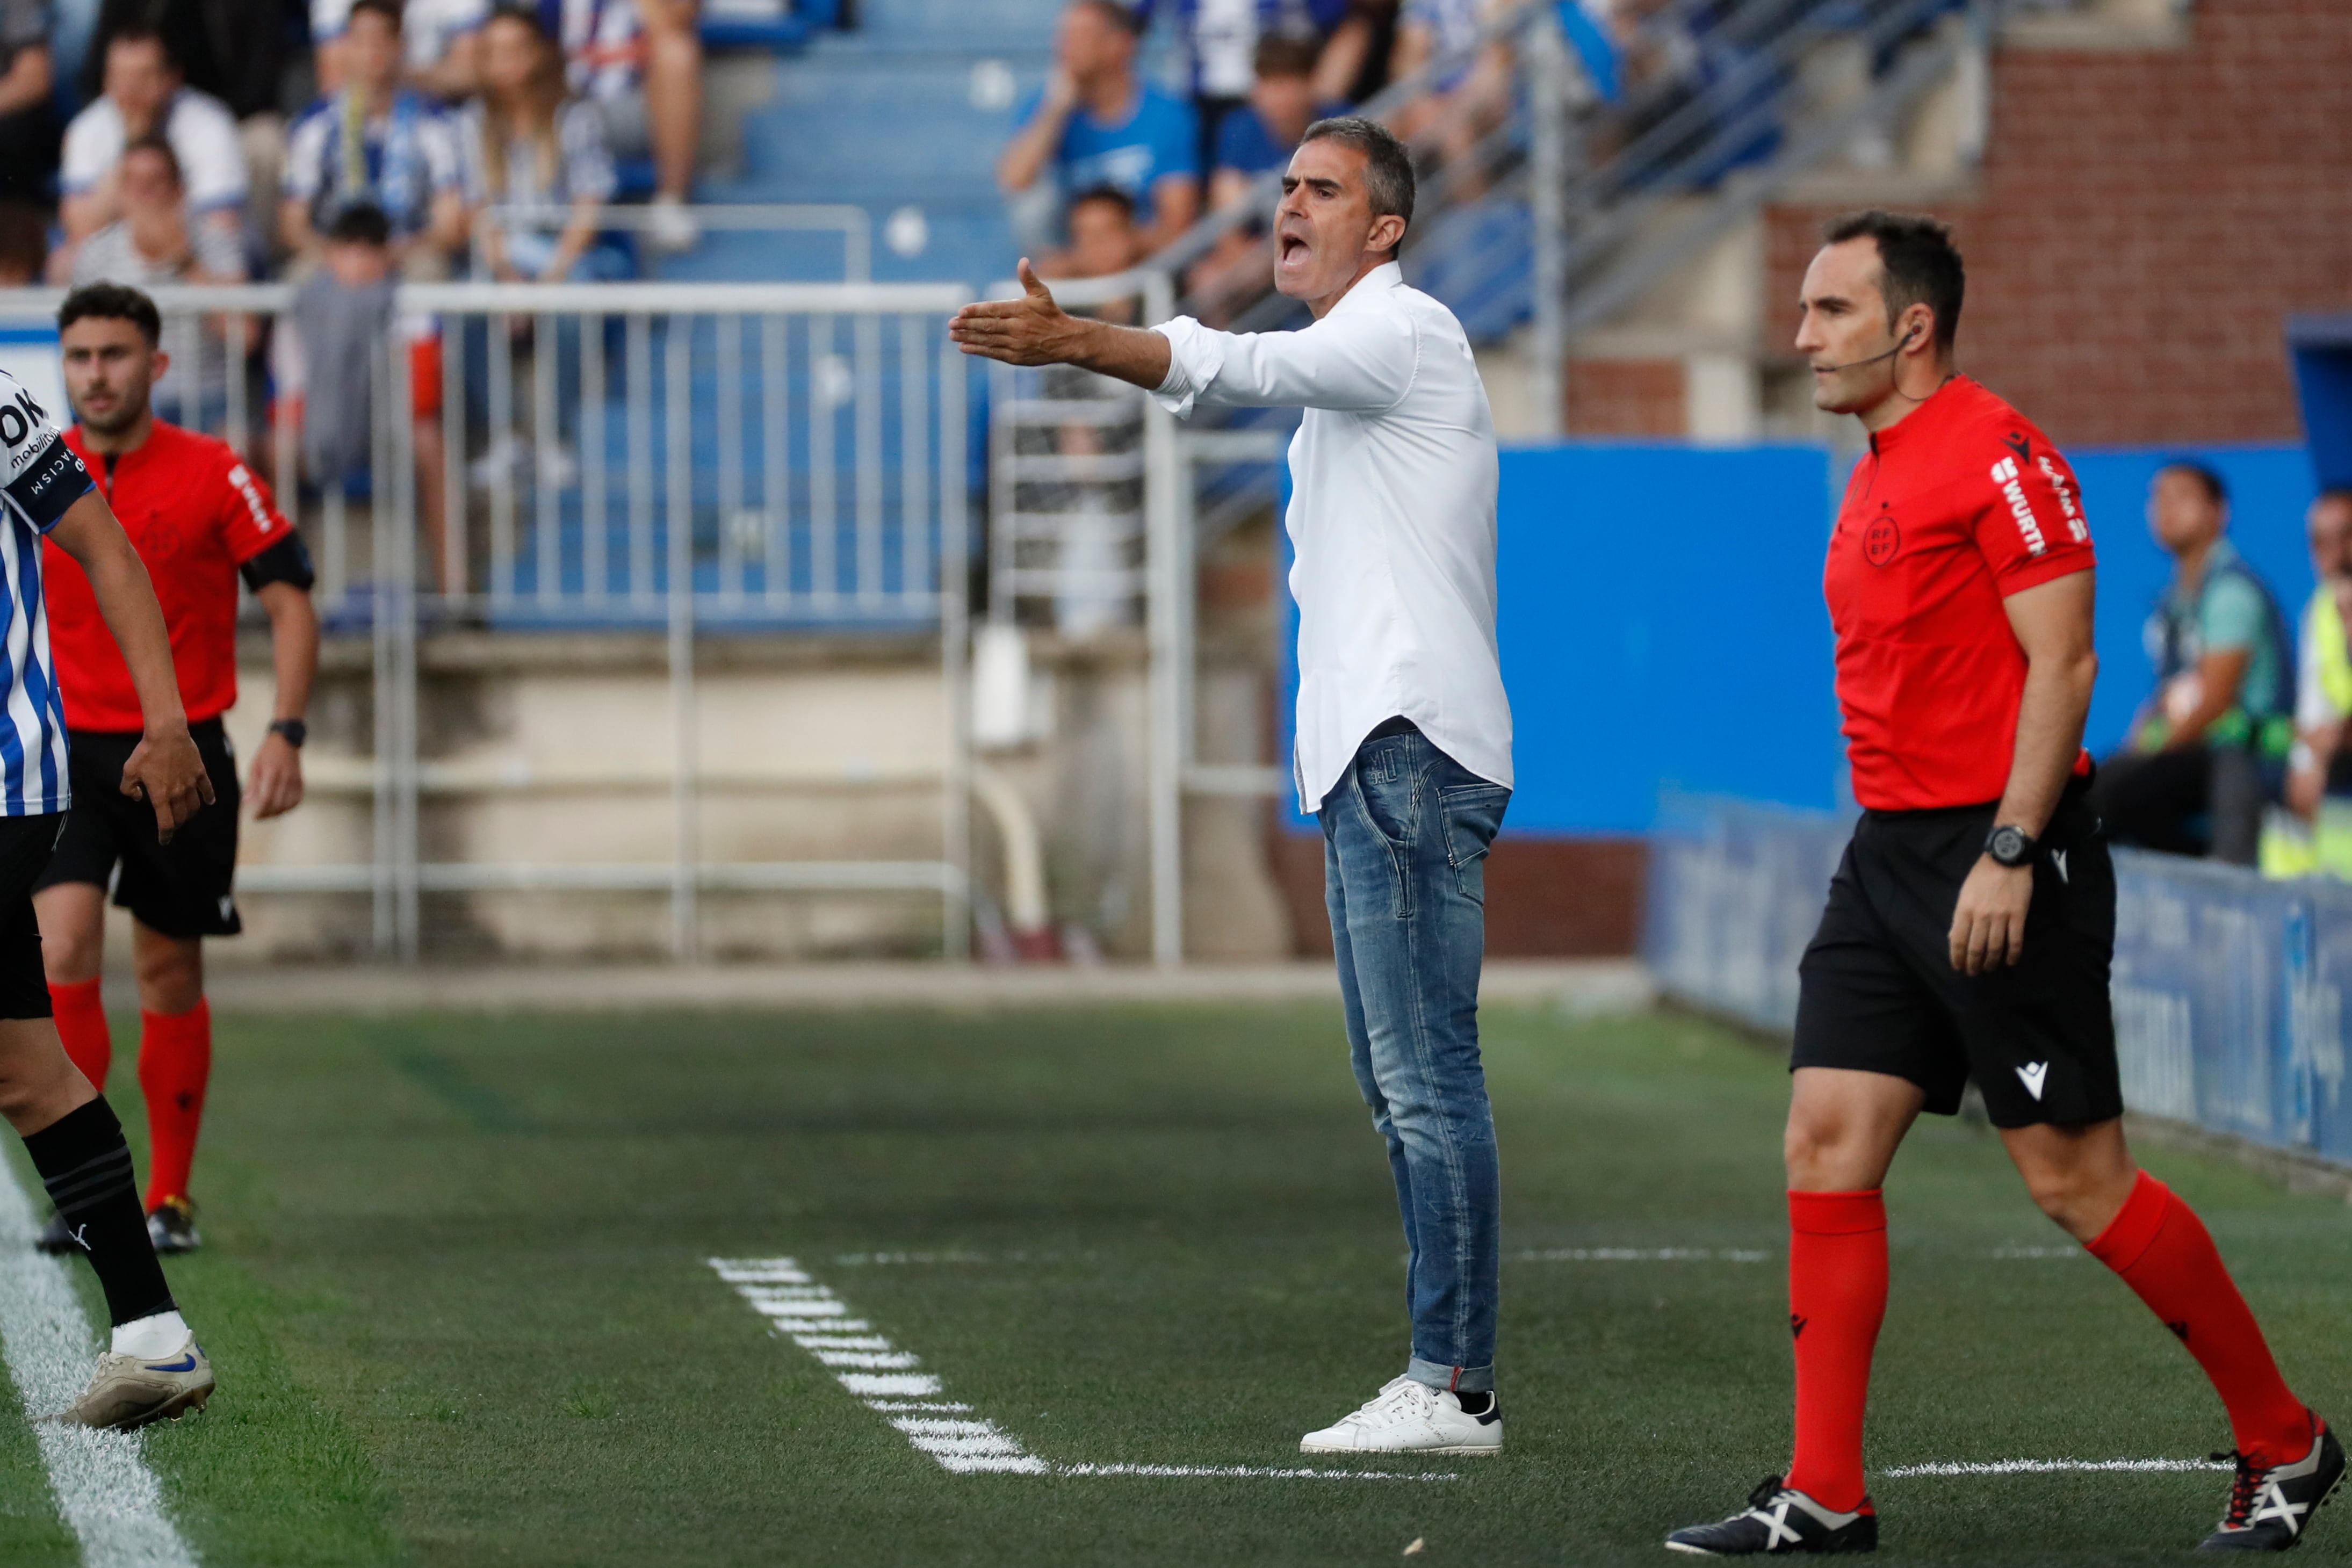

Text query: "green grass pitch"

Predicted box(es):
[8, 999, 2350, 1565]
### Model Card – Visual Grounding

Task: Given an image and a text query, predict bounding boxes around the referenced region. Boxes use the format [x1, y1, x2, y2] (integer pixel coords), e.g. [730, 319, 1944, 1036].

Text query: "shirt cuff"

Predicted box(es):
[1150, 316, 1224, 418]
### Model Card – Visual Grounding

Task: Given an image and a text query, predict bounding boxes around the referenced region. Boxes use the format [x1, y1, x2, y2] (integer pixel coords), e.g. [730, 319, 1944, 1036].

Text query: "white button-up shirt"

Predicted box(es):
[1151, 262, 1510, 813]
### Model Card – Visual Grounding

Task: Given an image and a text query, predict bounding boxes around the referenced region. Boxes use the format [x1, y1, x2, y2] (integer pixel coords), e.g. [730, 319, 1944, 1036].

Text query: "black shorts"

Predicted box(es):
[1791, 782, 2122, 1129]
[34, 719, 242, 940]
[0, 813, 60, 1018]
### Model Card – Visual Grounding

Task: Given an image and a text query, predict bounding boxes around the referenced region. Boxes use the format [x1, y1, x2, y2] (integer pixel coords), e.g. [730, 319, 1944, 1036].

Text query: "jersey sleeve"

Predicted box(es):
[216, 452, 295, 563]
[1974, 432, 2094, 595]
[0, 374, 92, 534]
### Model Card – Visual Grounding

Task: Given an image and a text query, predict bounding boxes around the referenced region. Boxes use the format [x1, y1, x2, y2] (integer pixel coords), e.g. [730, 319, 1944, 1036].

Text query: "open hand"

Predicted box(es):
[121, 725, 215, 844]
[1948, 856, 2032, 975]
[947, 260, 1082, 366]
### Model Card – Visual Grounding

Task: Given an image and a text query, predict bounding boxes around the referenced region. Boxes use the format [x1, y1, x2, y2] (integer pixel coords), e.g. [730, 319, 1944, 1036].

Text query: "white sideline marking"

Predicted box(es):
[1985, 1246, 2083, 1260]
[0, 1157, 198, 1568]
[710, 1257, 1459, 1483]
[1884, 1458, 2231, 1477]
[1513, 1247, 1769, 1263]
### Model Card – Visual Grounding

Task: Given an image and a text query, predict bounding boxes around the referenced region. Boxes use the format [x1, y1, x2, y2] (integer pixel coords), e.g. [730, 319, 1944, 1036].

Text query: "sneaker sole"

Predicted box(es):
[113, 1383, 211, 1433]
[1297, 1442, 1502, 1456]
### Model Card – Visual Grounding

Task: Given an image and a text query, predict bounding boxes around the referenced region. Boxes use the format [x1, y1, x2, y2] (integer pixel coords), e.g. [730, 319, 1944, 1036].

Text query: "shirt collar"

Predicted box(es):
[1865, 373, 1974, 457]
[1325, 261, 1403, 320]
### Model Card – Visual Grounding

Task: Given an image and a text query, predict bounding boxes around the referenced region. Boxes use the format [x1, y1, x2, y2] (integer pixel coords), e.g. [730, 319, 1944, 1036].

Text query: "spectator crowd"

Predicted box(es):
[0, 0, 703, 298]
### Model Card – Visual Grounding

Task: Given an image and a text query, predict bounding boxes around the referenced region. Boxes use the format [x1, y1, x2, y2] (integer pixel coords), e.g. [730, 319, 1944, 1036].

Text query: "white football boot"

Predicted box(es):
[1299, 1374, 1502, 1456]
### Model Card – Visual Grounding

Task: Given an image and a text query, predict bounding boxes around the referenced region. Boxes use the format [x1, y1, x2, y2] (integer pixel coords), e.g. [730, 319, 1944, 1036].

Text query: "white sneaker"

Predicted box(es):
[1298, 1376, 1502, 1455]
[647, 195, 701, 255]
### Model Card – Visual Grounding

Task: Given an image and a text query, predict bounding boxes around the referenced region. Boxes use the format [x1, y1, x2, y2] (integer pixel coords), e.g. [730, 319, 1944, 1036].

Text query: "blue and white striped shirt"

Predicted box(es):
[0, 367, 91, 816]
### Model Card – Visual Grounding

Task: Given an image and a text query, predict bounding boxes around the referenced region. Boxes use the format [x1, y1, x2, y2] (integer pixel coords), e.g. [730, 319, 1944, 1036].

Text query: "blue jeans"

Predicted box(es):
[1321, 720, 1509, 1394]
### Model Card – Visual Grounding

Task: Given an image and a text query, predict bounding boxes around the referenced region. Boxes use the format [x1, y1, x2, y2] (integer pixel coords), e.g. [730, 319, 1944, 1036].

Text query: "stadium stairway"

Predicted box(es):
[672, 0, 1073, 291]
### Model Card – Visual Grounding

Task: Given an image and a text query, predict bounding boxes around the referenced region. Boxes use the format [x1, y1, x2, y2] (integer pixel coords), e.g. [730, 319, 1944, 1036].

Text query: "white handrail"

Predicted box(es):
[0, 280, 971, 314]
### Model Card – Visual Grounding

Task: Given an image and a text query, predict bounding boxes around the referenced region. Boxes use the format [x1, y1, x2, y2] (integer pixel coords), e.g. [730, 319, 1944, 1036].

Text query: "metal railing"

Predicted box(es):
[473, 202, 877, 281]
[0, 278, 976, 961]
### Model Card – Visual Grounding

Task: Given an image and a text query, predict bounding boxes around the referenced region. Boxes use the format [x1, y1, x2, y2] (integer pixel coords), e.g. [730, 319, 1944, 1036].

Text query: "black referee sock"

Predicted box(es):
[22, 1097, 175, 1326]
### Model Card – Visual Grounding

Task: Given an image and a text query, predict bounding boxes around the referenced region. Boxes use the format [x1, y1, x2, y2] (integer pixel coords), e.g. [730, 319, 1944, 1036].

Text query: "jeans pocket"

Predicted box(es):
[1355, 755, 1423, 848]
[1439, 783, 1510, 906]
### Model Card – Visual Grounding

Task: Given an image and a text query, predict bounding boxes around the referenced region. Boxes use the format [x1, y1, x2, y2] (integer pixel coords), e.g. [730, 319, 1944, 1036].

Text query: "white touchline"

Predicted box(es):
[1882, 1459, 2231, 1477]
[0, 1155, 198, 1568]
[710, 1258, 1458, 1483]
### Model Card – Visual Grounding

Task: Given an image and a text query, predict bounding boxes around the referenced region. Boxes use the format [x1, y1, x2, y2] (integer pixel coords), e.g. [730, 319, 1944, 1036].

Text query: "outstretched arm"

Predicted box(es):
[948, 258, 1173, 389]
[47, 492, 214, 841]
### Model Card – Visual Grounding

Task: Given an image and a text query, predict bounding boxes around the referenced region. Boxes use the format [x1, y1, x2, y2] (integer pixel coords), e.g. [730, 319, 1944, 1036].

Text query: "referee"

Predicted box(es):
[952, 117, 1513, 1456]
[34, 284, 318, 1257]
[1668, 212, 2339, 1556]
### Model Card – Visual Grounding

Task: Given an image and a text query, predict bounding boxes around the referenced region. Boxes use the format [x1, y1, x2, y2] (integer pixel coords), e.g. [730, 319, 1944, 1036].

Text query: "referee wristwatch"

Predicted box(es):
[1984, 823, 2038, 868]
[268, 718, 307, 749]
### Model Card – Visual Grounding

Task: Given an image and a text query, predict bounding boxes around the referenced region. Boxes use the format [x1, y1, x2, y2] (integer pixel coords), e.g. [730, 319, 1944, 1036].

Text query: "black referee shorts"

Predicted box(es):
[1791, 781, 2122, 1129]
[33, 719, 242, 940]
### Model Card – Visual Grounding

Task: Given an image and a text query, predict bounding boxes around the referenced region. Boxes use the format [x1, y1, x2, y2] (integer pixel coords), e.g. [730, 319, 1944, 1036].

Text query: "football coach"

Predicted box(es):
[950, 115, 1512, 1458]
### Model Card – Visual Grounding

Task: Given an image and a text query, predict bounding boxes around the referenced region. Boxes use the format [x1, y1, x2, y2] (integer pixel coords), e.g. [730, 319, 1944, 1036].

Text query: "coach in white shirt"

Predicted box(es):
[951, 115, 1511, 1458]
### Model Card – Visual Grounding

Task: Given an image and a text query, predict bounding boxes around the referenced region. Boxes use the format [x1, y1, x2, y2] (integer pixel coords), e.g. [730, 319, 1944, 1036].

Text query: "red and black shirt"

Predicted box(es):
[48, 421, 295, 734]
[1824, 377, 2095, 812]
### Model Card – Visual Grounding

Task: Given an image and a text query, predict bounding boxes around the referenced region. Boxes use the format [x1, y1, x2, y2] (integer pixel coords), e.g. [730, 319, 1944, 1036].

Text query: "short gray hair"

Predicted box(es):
[1300, 115, 1415, 254]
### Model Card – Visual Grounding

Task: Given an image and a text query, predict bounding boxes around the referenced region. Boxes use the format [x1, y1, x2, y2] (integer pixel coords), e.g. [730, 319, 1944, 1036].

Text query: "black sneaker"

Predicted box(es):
[146, 1197, 200, 1255]
[2200, 1414, 2344, 1552]
[1667, 1477, 1878, 1556]
[34, 1211, 77, 1255]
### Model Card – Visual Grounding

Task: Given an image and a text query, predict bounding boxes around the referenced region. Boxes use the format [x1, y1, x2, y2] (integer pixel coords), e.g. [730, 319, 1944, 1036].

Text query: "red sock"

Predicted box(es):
[2087, 1171, 2310, 1466]
[136, 1000, 211, 1210]
[48, 977, 111, 1089]
[1785, 1189, 1887, 1514]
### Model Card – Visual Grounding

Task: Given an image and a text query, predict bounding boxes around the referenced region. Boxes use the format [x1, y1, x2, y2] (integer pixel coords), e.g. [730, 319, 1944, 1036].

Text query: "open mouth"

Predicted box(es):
[1279, 234, 1309, 264]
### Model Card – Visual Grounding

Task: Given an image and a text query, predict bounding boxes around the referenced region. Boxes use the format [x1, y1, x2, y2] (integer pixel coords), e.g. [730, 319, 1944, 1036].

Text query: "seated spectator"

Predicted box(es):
[1125, 0, 1351, 170]
[1386, 0, 1514, 193]
[315, 0, 489, 103]
[313, 0, 489, 102]
[2285, 489, 2352, 825]
[58, 27, 247, 257]
[67, 136, 247, 286]
[997, 0, 1200, 262]
[2089, 463, 2295, 866]
[80, 0, 297, 248]
[0, 0, 55, 205]
[463, 4, 623, 283]
[1184, 34, 1332, 321]
[0, 199, 47, 284]
[281, 0, 468, 278]
[1210, 34, 1331, 198]
[1036, 185, 1141, 282]
[553, 0, 702, 253]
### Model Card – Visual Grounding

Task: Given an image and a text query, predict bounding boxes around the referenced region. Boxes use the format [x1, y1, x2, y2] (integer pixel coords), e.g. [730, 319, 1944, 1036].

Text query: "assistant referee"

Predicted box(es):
[1668, 212, 2340, 1556]
[34, 284, 318, 1259]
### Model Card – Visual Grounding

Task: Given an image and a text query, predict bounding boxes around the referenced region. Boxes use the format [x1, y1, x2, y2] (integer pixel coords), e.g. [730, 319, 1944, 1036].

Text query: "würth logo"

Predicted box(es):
[1990, 456, 2048, 557]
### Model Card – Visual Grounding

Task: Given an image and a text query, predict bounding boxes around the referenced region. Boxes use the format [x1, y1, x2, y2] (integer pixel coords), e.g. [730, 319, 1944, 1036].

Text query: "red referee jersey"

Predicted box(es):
[48, 421, 292, 733]
[1824, 377, 2095, 812]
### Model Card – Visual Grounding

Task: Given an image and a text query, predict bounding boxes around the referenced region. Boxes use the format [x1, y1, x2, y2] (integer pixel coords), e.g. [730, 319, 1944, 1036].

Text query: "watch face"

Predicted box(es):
[1991, 826, 2026, 863]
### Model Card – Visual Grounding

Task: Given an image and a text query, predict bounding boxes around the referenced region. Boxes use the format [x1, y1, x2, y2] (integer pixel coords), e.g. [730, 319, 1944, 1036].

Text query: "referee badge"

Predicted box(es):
[1864, 515, 1901, 567]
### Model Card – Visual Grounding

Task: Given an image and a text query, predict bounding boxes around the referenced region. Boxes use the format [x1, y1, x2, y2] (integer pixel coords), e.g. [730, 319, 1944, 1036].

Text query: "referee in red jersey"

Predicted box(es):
[32, 285, 318, 1258]
[1668, 213, 2339, 1556]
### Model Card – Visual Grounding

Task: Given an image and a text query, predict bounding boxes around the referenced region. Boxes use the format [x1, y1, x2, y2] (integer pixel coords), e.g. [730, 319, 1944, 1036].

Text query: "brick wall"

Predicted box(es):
[1564, 358, 1687, 435]
[1767, 0, 2352, 446]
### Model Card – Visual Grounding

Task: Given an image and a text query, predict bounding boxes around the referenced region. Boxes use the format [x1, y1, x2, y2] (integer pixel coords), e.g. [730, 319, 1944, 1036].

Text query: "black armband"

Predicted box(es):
[239, 531, 317, 593]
